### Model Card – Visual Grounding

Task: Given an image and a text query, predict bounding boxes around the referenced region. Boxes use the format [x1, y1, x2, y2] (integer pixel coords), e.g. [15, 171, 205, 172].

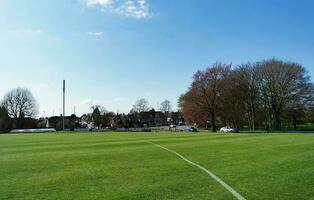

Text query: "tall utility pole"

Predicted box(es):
[63, 80, 66, 130]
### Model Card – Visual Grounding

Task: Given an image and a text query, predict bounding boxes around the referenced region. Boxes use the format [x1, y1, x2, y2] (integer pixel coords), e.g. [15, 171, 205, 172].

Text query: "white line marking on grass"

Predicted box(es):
[147, 141, 246, 200]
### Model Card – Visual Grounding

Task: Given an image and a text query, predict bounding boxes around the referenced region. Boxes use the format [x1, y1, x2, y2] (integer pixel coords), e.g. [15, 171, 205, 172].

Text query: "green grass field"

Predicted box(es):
[1, 132, 314, 200]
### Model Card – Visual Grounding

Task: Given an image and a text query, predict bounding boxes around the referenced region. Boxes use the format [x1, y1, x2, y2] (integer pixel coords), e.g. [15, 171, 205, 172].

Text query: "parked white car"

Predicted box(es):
[169, 124, 176, 129]
[220, 126, 239, 133]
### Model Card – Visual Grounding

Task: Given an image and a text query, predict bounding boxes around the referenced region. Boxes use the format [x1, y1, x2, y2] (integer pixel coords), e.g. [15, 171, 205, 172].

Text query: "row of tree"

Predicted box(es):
[131, 98, 172, 113]
[180, 58, 314, 131]
[83, 99, 175, 129]
[0, 86, 176, 131]
[2, 59, 314, 132]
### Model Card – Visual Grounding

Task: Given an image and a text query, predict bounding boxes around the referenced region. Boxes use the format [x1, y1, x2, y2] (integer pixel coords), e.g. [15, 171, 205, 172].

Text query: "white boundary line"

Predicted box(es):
[147, 141, 246, 200]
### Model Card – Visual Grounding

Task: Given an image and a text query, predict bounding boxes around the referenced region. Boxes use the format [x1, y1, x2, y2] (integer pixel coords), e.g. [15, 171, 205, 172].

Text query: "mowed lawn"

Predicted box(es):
[0, 132, 314, 200]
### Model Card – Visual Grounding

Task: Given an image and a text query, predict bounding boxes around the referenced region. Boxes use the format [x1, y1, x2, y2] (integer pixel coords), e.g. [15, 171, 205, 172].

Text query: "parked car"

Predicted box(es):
[220, 126, 239, 133]
[169, 124, 176, 129]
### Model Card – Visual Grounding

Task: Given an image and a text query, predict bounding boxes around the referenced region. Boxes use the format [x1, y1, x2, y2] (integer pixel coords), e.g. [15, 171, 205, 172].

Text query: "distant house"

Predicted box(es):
[37, 118, 49, 128]
[127, 109, 184, 127]
[48, 115, 77, 130]
[138, 109, 167, 127]
[169, 112, 185, 125]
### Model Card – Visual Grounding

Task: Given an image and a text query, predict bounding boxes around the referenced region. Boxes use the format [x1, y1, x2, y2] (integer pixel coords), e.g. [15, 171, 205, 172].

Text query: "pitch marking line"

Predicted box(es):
[147, 141, 246, 200]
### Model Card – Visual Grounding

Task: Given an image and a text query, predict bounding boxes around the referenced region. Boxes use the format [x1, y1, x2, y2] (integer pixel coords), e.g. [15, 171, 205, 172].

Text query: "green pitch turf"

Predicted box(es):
[0, 132, 313, 200]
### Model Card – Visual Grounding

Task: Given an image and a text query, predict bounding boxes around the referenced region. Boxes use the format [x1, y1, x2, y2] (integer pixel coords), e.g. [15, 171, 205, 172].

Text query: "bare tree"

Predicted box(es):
[1, 87, 38, 118]
[257, 59, 314, 129]
[160, 100, 172, 113]
[131, 98, 150, 113]
[90, 105, 102, 128]
[177, 94, 185, 112]
[234, 63, 260, 130]
[91, 105, 107, 115]
[87, 105, 113, 128]
[219, 70, 246, 129]
[183, 62, 231, 132]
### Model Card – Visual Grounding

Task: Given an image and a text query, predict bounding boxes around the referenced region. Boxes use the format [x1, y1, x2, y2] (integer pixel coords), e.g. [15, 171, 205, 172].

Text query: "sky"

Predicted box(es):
[0, 0, 314, 117]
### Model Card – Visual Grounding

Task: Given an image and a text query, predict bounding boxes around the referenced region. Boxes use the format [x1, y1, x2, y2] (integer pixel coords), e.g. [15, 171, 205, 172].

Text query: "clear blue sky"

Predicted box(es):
[0, 0, 313, 116]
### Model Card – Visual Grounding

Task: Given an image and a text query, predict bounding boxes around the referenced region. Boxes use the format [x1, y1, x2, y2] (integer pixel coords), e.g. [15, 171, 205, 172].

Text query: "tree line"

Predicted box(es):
[2, 59, 314, 132]
[0, 86, 177, 131]
[180, 58, 314, 132]
[83, 98, 175, 129]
